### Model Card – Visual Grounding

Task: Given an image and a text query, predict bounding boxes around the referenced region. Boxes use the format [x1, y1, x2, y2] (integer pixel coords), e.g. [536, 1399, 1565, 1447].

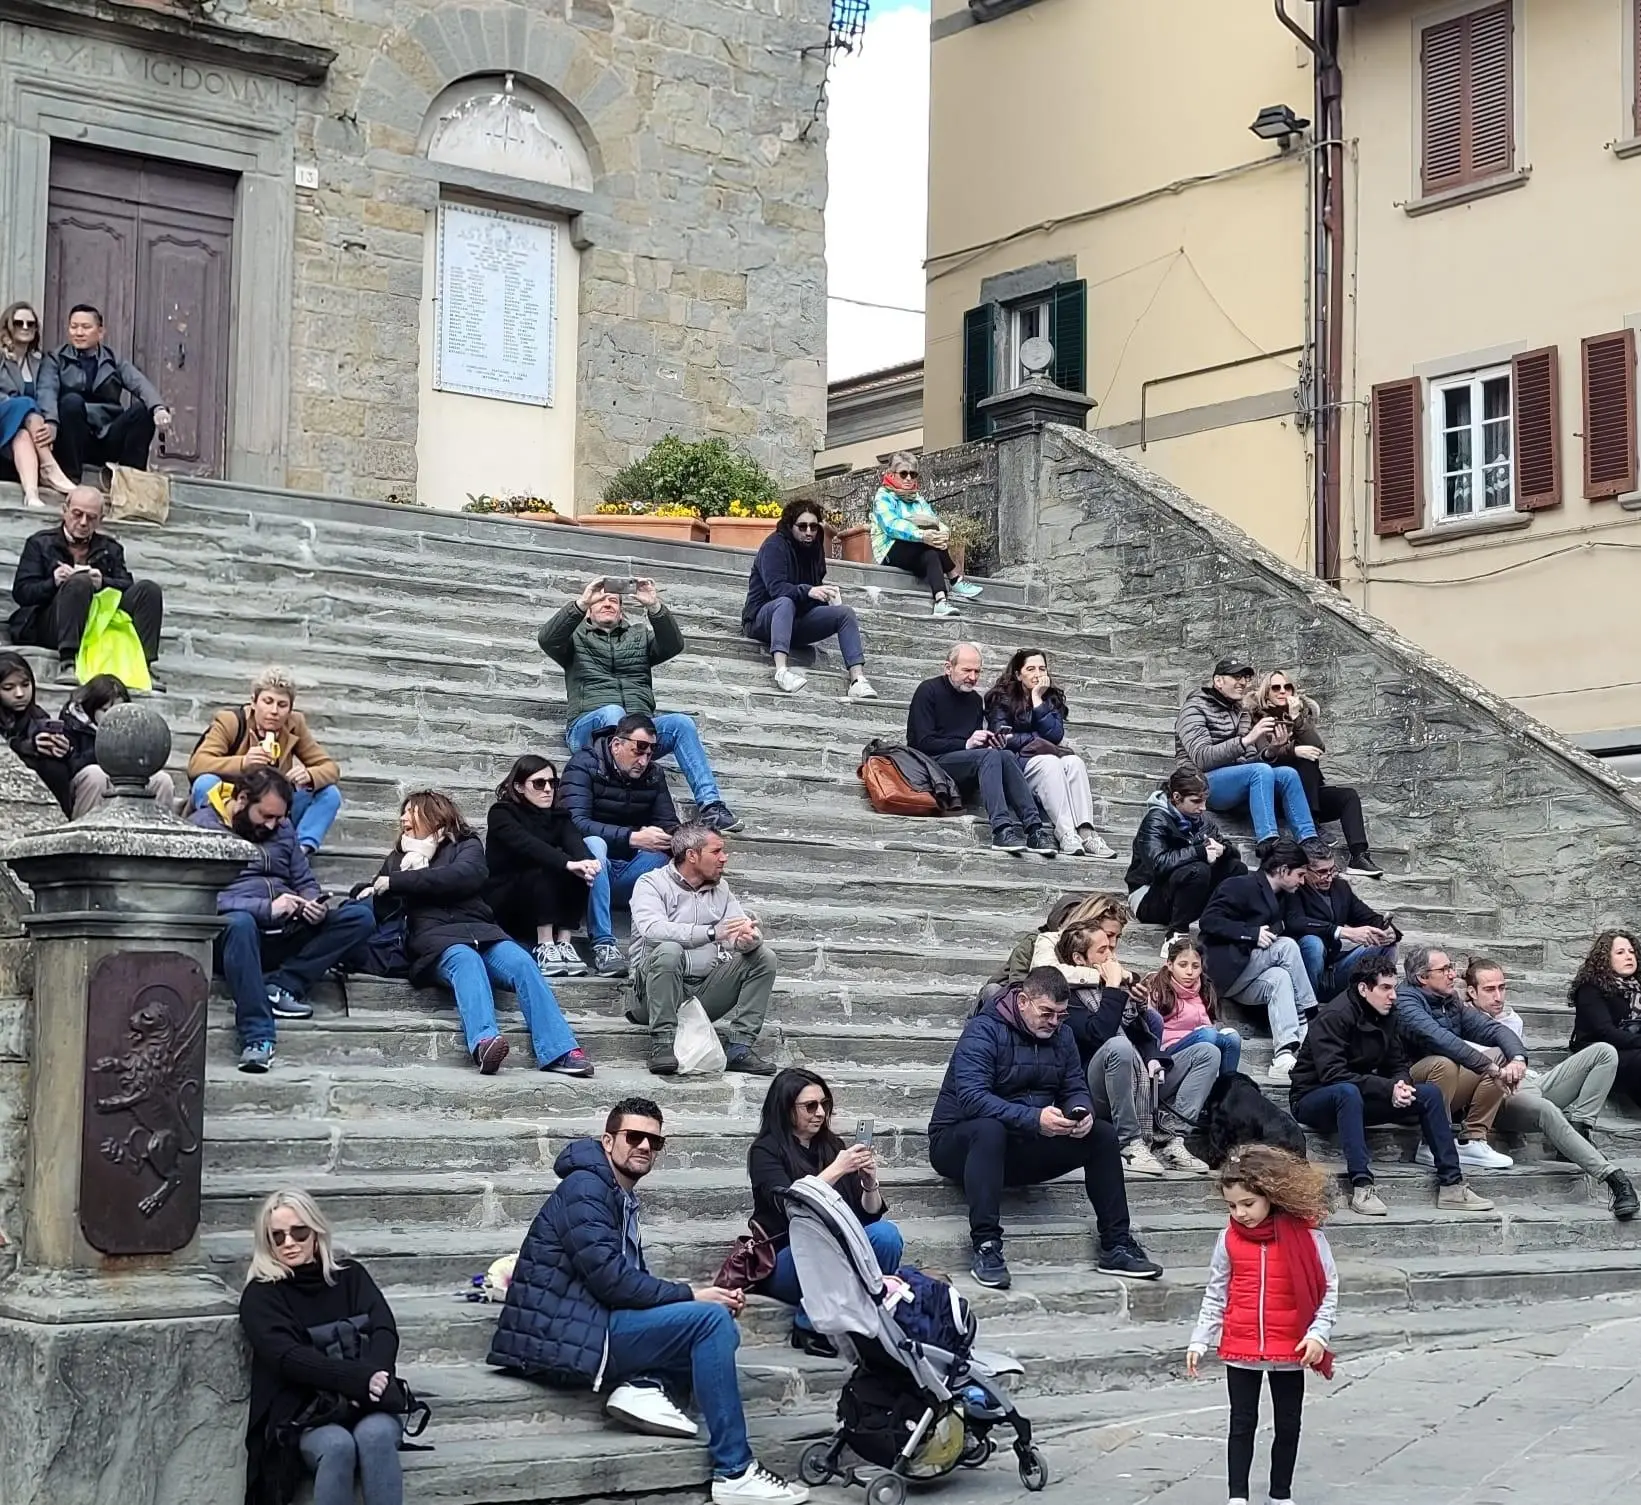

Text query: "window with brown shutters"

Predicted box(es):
[1372, 378, 1424, 536]
[1510, 346, 1560, 512]
[1421, 3, 1514, 196]
[1582, 329, 1638, 500]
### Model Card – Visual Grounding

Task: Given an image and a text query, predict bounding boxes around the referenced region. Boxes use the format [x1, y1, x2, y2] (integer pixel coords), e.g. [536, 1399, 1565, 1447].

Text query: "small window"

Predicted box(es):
[1420, 3, 1513, 195]
[1430, 367, 1513, 520]
[1008, 299, 1049, 387]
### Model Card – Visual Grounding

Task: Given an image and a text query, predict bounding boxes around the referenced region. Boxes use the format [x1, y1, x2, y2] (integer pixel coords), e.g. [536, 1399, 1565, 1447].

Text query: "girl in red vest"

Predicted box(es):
[1186, 1145, 1337, 1504]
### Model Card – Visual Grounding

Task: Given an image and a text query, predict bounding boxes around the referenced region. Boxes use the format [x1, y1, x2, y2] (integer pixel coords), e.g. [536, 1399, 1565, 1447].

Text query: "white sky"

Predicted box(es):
[825, 0, 930, 382]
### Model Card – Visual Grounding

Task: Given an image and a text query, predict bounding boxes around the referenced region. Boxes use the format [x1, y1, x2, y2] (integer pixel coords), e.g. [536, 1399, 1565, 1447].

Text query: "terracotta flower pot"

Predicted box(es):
[578, 514, 709, 544]
[707, 517, 779, 549]
[826, 523, 872, 563]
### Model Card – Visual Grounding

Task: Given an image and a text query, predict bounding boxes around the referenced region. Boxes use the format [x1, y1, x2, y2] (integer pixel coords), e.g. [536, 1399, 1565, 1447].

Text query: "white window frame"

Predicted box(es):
[1008, 298, 1050, 387]
[1428, 365, 1514, 523]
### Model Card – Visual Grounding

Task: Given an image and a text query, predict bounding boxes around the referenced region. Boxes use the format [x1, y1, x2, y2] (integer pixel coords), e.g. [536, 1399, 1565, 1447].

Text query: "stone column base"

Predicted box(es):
[0, 1268, 248, 1505]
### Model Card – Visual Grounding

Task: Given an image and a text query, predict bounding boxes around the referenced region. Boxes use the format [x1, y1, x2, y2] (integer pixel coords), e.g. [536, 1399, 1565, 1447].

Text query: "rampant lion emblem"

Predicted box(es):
[91, 986, 205, 1218]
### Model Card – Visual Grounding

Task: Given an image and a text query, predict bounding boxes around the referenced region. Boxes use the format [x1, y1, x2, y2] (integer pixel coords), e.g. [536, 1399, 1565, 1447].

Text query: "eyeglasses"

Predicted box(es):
[1425, 962, 1455, 975]
[270, 1225, 314, 1247]
[617, 1128, 667, 1151]
[11, 317, 35, 329]
[621, 737, 657, 758]
[795, 1098, 831, 1115]
[525, 775, 556, 790]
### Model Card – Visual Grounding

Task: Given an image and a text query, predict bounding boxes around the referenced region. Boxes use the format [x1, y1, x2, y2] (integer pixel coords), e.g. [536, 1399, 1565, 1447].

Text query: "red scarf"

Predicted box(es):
[881, 470, 921, 497]
[1225, 1212, 1334, 1379]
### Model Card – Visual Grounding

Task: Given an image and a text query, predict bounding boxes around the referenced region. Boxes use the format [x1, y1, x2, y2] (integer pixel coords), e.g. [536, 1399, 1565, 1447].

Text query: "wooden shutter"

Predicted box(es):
[1582, 329, 1638, 500]
[1421, 3, 1513, 194]
[962, 304, 995, 442]
[1048, 279, 1087, 394]
[1511, 345, 1561, 511]
[1371, 378, 1424, 536]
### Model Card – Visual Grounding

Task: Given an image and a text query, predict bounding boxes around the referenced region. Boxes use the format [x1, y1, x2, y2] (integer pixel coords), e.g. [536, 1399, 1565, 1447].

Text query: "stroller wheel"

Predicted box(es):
[1018, 1446, 1050, 1492]
[798, 1443, 835, 1487]
[960, 1433, 994, 1468]
[866, 1472, 907, 1505]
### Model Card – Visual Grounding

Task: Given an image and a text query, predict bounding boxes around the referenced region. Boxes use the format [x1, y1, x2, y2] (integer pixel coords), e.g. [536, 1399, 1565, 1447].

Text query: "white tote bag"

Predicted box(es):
[674, 996, 727, 1075]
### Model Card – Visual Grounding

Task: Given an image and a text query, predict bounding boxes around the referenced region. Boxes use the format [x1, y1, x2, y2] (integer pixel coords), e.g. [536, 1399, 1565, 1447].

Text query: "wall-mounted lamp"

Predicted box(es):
[1249, 103, 1311, 151]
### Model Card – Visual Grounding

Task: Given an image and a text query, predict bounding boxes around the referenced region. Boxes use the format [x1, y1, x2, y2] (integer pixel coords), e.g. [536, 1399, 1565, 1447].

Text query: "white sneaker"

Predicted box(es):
[1121, 1140, 1167, 1177]
[1414, 1142, 1436, 1168]
[711, 1462, 810, 1505]
[1265, 1049, 1296, 1086]
[1057, 830, 1085, 857]
[847, 676, 879, 701]
[605, 1381, 699, 1438]
[533, 941, 568, 978]
[1156, 1136, 1209, 1173]
[557, 941, 590, 977]
[773, 667, 807, 694]
[1457, 1139, 1513, 1170]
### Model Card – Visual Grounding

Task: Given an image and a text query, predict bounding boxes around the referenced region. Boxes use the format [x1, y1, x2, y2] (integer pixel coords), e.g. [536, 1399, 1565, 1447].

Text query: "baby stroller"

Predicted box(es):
[782, 1175, 1049, 1505]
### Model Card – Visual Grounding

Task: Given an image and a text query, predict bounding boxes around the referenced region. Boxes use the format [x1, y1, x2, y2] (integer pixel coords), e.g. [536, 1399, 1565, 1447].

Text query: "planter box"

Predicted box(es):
[578, 514, 709, 544]
[707, 517, 778, 549]
[826, 524, 872, 563]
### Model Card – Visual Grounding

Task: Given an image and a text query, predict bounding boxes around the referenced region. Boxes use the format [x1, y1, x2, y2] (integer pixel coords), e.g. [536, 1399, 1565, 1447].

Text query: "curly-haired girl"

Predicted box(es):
[1186, 1145, 1337, 1505]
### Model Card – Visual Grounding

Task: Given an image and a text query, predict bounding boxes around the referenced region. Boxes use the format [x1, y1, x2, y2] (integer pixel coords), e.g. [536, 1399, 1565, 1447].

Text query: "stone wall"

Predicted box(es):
[6, 0, 829, 502]
[1031, 427, 1641, 967]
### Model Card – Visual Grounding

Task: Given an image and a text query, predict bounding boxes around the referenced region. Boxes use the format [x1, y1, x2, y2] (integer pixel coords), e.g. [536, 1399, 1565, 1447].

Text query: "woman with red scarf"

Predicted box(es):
[868, 451, 984, 617]
[1186, 1145, 1337, 1505]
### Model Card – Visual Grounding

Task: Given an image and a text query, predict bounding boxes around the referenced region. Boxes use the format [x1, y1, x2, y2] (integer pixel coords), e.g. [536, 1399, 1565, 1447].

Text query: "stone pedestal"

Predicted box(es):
[979, 379, 1096, 568]
[0, 705, 254, 1505]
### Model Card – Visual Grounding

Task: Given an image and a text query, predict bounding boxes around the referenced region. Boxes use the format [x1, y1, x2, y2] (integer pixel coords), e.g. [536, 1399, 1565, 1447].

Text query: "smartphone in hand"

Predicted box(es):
[601, 576, 637, 597]
[854, 1118, 875, 1150]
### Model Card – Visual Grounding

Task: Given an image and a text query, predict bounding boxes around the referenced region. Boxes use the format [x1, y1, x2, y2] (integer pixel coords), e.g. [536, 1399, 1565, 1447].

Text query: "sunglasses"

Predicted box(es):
[525, 775, 556, 790]
[792, 521, 820, 533]
[795, 1098, 831, 1115]
[1269, 682, 1293, 691]
[11, 317, 35, 329]
[621, 738, 658, 757]
[270, 1225, 314, 1247]
[895, 470, 919, 481]
[616, 1128, 666, 1151]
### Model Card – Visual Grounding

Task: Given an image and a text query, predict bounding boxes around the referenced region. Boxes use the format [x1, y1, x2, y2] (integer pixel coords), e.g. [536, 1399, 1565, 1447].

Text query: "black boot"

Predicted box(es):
[1607, 1167, 1639, 1221]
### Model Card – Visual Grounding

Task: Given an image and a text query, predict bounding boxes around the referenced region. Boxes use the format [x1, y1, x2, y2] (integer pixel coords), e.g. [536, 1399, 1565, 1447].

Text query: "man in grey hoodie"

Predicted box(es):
[629, 822, 778, 1078]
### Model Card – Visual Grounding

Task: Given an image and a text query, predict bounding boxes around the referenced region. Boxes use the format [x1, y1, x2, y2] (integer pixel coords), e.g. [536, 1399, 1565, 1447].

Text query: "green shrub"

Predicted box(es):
[602, 435, 779, 519]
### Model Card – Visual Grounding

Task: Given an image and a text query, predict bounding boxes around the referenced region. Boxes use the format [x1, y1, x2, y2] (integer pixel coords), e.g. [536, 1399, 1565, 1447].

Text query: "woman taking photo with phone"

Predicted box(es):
[746, 1067, 904, 1354]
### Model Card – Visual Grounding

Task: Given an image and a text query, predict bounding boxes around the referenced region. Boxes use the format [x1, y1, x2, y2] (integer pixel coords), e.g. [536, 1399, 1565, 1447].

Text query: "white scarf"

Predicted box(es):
[398, 833, 439, 871]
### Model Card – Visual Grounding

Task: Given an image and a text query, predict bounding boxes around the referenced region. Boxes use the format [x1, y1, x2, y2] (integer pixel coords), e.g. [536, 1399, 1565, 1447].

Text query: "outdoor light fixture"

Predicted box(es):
[1249, 104, 1310, 148]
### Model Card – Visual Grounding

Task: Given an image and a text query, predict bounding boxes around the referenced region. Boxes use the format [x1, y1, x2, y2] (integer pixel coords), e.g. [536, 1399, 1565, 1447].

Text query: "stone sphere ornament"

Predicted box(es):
[95, 702, 173, 785]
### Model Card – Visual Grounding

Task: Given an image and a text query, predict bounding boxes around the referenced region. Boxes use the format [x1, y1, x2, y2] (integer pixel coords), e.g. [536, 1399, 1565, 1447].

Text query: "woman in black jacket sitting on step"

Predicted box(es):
[1569, 929, 1641, 1104]
[485, 755, 602, 981]
[238, 1187, 406, 1505]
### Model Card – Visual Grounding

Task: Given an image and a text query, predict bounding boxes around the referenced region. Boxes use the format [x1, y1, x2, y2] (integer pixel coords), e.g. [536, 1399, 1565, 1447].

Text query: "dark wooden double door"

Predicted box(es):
[45, 144, 236, 476]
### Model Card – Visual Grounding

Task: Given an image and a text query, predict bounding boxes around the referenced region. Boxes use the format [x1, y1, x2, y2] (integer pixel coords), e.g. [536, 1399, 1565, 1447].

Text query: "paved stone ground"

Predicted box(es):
[813, 1294, 1641, 1505]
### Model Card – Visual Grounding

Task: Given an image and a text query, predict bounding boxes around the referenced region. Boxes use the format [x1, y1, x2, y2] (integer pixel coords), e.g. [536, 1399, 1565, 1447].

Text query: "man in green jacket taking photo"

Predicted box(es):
[540, 576, 741, 833]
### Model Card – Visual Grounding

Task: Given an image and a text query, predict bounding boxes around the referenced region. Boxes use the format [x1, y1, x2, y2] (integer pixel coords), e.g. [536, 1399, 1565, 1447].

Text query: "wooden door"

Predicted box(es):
[45, 145, 236, 477]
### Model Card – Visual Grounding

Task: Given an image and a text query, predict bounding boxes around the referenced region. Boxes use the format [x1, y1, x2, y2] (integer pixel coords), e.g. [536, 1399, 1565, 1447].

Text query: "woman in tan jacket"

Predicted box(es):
[188, 665, 343, 854]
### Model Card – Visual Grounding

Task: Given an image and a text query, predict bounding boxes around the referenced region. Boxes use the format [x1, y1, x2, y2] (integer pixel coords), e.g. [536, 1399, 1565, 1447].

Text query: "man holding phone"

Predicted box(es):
[539, 577, 740, 834]
[190, 764, 374, 1074]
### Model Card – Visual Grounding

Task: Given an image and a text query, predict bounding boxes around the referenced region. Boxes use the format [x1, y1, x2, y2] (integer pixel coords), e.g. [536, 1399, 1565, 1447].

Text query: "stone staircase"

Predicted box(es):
[3, 474, 1641, 1502]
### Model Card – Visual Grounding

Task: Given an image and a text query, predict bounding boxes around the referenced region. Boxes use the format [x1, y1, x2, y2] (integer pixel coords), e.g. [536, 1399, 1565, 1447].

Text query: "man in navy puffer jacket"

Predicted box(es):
[927, 968, 1163, 1291]
[488, 1096, 808, 1505]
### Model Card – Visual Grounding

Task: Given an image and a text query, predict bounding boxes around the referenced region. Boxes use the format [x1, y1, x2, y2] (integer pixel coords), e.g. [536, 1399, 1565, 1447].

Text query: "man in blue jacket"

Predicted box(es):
[489, 1096, 808, 1505]
[1394, 945, 1525, 1171]
[927, 967, 1162, 1290]
[189, 764, 373, 1074]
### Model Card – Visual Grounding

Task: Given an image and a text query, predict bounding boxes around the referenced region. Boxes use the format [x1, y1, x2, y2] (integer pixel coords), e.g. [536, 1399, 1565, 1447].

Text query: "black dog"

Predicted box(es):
[1199, 1071, 1308, 1168]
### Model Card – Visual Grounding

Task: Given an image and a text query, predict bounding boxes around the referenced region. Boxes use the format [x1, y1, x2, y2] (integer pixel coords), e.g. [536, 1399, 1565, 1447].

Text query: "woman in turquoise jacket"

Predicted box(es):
[869, 452, 984, 617]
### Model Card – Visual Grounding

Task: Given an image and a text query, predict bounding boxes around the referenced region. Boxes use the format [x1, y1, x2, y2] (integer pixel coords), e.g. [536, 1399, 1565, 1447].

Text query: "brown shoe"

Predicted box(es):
[474, 1036, 510, 1075]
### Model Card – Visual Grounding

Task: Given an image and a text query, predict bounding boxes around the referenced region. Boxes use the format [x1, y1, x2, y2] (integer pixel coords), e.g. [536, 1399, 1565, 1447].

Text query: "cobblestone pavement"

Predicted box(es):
[811, 1294, 1641, 1505]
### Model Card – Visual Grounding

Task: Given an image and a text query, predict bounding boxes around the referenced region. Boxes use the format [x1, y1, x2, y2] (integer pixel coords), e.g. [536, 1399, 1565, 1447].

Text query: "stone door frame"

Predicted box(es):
[0, 23, 299, 485]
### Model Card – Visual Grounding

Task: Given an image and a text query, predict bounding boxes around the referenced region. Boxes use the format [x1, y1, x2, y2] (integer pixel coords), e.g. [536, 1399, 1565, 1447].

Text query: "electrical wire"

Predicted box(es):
[1093, 252, 1183, 414]
[827, 293, 925, 314]
[1364, 536, 1641, 587]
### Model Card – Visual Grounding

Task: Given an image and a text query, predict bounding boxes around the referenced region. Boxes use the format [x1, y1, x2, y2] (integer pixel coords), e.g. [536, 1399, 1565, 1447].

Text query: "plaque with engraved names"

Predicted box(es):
[434, 202, 558, 406]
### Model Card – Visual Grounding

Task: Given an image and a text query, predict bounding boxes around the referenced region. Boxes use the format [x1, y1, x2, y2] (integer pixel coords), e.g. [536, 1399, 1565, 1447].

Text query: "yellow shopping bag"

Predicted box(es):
[74, 587, 152, 693]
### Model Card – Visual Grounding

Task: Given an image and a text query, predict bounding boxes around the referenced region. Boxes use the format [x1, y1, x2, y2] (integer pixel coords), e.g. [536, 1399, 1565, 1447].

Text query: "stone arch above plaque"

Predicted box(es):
[422, 74, 594, 193]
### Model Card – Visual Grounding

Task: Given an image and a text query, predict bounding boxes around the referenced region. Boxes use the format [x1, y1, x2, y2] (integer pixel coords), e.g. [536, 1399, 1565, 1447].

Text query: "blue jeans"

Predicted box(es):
[192, 772, 343, 852]
[746, 599, 865, 667]
[1297, 937, 1399, 1003]
[216, 902, 375, 1048]
[582, 834, 670, 946]
[1204, 762, 1316, 843]
[566, 705, 721, 806]
[1292, 1080, 1461, 1186]
[605, 1302, 753, 1477]
[435, 940, 578, 1065]
[1164, 1025, 1242, 1077]
[758, 1219, 904, 1330]
[299, 1410, 403, 1505]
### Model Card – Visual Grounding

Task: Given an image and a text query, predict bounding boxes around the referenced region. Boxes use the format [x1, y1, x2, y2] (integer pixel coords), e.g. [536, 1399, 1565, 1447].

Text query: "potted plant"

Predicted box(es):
[586, 435, 779, 545]
[462, 493, 568, 525]
[708, 498, 783, 548]
[824, 508, 872, 563]
[942, 512, 994, 578]
[578, 499, 710, 544]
